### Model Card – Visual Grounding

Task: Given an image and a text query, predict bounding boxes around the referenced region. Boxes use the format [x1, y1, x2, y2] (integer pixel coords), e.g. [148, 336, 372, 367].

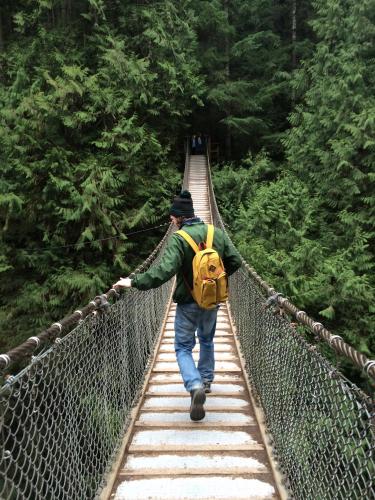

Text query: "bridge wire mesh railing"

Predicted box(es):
[0, 152, 193, 500]
[206, 153, 374, 500]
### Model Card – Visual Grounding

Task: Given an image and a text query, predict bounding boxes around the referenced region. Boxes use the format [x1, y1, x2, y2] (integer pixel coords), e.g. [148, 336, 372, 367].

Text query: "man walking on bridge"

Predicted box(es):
[114, 191, 242, 421]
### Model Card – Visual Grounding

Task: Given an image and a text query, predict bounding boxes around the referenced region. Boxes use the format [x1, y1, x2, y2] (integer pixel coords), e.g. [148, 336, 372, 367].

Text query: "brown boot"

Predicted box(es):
[189, 387, 206, 421]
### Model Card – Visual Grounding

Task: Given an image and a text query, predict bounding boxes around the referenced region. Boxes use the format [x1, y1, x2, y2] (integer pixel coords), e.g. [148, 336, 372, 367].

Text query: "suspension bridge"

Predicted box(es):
[0, 147, 374, 500]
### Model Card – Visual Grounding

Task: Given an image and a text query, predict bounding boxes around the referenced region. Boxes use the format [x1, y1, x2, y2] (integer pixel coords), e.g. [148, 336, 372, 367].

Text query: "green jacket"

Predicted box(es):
[132, 220, 242, 304]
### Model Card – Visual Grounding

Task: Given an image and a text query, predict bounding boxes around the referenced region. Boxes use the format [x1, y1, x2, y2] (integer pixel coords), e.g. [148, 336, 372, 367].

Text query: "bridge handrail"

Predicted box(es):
[0, 226, 174, 375]
[206, 149, 375, 383]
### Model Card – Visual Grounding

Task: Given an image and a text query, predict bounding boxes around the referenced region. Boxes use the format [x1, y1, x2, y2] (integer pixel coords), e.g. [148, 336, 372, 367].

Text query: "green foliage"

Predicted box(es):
[214, 154, 374, 382]
[1, 0, 373, 393]
[0, 0, 203, 352]
[283, 0, 375, 357]
[191, 0, 314, 158]
[213, 0, 375, 386]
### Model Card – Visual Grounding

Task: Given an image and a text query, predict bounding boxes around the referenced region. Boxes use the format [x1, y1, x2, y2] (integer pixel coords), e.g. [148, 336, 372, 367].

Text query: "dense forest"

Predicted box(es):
[0, 1, 374, 385]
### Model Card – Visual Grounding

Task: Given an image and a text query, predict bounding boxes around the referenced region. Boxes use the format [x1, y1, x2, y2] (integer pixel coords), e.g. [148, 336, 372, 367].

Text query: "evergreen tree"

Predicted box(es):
[285, 0, 375, 354]
[0, 0, 203, 352]
[214, 0, 375, 376]
[191, 0, 313, 159]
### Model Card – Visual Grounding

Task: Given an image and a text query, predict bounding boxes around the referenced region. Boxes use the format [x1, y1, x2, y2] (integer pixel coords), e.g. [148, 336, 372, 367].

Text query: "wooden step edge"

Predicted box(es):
[153, 365, 241, 369]
[148, 378, 245, 385]
[134, 421, 256, 428]
[163, 325, 232, 329]
[157, 347, 234, 352]
[145, 392, 246, 397]
[163, 327, 232, 332]
[165, 320, 230, 323]
[155, 358, 242, 366]
[161, 333, 231, 337]
[155, 358, 238, 363]
[159, 341, 235, 345]
[157, 353, 236, 358]
[154, 358, 238, 363]
[163, 330, 232, 334]
[140, 406, 250, 412]
[152, 368, 242, 373]
[162, 332, 233, 336]
[164, 324, 231, 328]
[118, 467, 268, 477]
[157, 351, 236, 355]
[165, 315, 230, 320]
[161, 331, 231, 335]
[129, 444, 264, 452]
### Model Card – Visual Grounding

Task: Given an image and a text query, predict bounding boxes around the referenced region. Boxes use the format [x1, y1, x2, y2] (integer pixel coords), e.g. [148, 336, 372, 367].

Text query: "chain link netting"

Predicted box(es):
[0, 232, 173, 500]
[207, 155, 375, 499]
[228, 268, 374, 499]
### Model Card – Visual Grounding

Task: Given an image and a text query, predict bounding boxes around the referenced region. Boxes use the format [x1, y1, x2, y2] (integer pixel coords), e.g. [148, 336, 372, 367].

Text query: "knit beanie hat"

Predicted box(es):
[170, 190, 195, 218]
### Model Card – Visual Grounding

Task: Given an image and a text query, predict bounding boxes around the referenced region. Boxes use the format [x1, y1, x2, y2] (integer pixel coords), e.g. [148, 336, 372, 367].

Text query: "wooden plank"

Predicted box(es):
[129, 444, 264, 452]
[152, 366, 241, 373]
[160, 337, 234, 344]
[149, 376, 244, 385]
[141, 406, 250, 412]
[134, 422, 256, 428]
[147, 383, 246, 394]
[145, 391, 246, 398]
[158, 345, 235, 352]
[118, 468, 268, 477]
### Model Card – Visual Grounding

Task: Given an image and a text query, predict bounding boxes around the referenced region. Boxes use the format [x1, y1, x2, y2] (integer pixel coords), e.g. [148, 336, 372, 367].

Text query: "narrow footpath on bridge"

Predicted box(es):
[104, 155, 284, 499]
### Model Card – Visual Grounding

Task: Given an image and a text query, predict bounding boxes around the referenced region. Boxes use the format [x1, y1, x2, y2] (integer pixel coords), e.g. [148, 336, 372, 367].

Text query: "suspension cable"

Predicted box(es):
[0, 223, 173, 371]
[13, 222, 170, 253]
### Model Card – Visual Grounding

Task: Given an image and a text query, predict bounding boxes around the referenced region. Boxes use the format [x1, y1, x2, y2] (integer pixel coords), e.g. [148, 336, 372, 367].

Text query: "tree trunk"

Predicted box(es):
[291, 0, 297, 104]
[292, 0, 297, 69]
[0, 9, 4, 53]
[224, 0, 232, 160]
[67, 0, 72, 22]
[61, 0, 72, 26]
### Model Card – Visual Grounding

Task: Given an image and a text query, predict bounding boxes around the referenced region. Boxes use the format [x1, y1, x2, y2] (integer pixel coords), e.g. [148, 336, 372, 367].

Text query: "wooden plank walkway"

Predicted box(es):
[104, 155, 284, 500]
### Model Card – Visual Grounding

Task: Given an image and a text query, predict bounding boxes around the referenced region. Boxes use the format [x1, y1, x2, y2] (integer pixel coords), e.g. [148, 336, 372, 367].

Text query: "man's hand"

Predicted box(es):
[113, 277, 132, 288]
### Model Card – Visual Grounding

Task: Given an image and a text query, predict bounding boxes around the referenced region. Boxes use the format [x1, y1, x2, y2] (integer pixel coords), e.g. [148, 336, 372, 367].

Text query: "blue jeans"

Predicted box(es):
[174, 302, 218, 392]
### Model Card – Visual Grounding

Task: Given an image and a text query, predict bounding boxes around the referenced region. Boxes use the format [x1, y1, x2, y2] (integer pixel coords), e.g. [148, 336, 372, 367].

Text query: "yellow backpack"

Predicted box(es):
[176, 224, 228, 309]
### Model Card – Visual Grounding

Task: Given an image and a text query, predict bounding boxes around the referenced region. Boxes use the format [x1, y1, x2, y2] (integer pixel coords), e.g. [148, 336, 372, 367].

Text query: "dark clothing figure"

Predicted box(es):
[195, 134, 206, 154]
[191, 135, 197, 155]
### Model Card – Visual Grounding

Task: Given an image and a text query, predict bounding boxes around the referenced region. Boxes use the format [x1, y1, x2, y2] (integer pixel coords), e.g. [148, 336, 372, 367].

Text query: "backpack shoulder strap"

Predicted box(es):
[176, 230, 199, 254]
[206, 224, 214, 249]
